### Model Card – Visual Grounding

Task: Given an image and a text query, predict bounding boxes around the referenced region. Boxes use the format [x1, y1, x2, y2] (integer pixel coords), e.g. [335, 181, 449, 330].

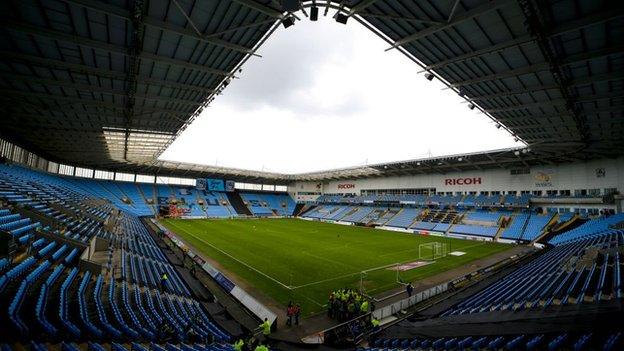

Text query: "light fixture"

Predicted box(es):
[310, 6, 319, 21]
[457, 157, 463, 162]
[282, 17, 295, 28]
[495, 124, 501, 129]
[335, 13, 348, 24]
[424, 72, 434, 81]
[468, 103, 475, 110]
[514, 137, 519, 142]
[416, 162, 421, 166]
[514, 151, 520, 156]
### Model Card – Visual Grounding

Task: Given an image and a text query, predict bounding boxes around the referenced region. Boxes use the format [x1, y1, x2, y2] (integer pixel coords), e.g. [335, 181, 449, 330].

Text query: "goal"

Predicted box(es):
[418, 242, 448, 260]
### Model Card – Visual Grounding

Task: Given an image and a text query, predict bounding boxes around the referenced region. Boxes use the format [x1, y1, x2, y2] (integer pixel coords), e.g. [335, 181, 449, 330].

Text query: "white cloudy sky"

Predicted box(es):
[160, 16, 520, 174]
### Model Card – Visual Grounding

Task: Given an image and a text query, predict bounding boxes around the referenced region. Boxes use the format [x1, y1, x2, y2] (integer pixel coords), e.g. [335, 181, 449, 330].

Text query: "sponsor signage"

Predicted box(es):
[196, 178, 207, 190]
[534, 171, 554, 188]
[337, 183, 356, 189]
[444, 177, 482, 186]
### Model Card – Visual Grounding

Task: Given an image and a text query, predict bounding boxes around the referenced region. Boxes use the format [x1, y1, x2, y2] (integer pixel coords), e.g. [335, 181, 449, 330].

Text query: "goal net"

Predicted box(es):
[418, 242, 448, 260]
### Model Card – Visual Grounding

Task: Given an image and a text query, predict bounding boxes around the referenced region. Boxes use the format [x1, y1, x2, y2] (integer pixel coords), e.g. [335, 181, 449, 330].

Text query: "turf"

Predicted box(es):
[160, 218, 511, 316]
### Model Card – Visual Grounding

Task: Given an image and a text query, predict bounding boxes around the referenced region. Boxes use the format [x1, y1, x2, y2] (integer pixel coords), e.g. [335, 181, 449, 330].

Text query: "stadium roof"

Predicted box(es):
[0, 0, 622, 183]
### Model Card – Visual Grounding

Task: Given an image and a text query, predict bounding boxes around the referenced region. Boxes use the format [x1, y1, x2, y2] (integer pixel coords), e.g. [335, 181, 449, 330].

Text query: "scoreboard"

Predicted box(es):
[207, 179, 225, 191]
[196, 178, 234, 192]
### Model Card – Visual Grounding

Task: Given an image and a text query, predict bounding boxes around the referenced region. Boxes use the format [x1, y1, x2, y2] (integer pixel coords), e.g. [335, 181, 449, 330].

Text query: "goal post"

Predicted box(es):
[418, 242, 448, 260]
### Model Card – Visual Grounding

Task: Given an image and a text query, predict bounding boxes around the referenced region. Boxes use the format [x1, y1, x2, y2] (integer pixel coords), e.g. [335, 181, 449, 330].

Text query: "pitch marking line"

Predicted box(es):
[167, 221, 294, 290]
[167, 222, 475, 295]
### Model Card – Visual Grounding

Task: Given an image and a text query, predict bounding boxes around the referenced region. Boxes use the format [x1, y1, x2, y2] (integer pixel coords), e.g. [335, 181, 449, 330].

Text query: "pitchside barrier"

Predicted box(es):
[372, 282, 449, 320]
[150, 219, 278, 324]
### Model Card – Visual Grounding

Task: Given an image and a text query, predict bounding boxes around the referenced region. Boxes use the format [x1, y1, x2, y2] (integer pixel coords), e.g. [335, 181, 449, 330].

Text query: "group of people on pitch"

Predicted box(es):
[327, 288, 372, 322]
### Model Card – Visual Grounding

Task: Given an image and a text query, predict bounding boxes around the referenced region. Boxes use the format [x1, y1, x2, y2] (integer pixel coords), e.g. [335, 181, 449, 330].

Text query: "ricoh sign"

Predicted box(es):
[337, 183, 356, 189]
[444, 177, 482, 186]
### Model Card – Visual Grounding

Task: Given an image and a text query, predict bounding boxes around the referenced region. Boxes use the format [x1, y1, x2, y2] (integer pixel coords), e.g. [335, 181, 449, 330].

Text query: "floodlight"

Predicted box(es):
[335, 13, 348, 24]
[310, 6, 319, 21]
[282, 17, 295, 28]
[468, 103, 475, 110]
[424, 72, 434, 81]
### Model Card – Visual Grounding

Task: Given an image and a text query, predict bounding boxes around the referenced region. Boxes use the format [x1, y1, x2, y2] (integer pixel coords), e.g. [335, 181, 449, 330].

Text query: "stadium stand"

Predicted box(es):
[0, 165, 234, 347]
[449, 224, 498, 238]
[0, 0, 621, 348]
[384, 208, 421, 228]
[363, 332, 623, 351]
[443, 215, 623, 316]
[500, 213, 530, 240]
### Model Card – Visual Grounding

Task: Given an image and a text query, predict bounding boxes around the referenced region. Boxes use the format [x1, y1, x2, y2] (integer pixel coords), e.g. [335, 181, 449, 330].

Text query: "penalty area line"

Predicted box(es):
[290, 261, 401, 290]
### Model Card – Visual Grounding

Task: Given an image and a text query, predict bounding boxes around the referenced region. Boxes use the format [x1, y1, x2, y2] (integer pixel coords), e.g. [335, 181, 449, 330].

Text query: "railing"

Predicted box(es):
[372, 283, 449, 320]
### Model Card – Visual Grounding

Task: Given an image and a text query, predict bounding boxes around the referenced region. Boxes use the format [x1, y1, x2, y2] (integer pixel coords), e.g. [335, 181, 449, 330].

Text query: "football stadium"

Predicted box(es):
[0, 0, 623, 351]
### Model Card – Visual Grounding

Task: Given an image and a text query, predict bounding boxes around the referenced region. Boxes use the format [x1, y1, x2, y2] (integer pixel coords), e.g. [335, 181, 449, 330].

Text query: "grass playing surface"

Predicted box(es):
[160, 218, 510, 316]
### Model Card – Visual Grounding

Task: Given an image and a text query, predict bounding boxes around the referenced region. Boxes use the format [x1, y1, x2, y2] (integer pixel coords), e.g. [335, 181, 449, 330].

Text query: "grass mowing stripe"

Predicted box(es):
[167, 220, 293, 290]
[160, 218, 511, 316]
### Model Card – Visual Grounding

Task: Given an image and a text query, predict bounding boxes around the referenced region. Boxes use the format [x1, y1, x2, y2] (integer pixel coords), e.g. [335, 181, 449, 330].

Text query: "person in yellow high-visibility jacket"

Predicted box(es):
[360, 300, 369, 314]
[233, 339, 244, 351]
[259, 318, 271, 336]
[254, 345, 269, 351]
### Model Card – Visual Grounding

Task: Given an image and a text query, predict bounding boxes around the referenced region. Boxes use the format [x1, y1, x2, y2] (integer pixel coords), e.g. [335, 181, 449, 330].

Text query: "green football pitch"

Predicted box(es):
[160, 218, 510, 316]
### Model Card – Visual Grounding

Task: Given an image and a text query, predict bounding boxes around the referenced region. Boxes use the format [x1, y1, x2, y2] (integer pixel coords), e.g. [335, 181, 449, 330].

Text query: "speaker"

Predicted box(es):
[282, 17, 295, 28]
[310, 6, 319, 21]
[335, 13, 348, 24]
[282, 0, 300, 12]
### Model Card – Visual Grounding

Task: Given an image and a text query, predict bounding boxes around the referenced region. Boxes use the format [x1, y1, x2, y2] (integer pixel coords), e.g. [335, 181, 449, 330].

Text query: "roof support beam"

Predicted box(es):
[386, 0, 515, 51]
[357, 12, 442, 25]
[0, 89, 191, 115]
[124, 0, 146, 161]
[421, 36, 533, 72]
[61, 0, 253, 54]
[465, 71, 624, 101]
[348, 0, 381, 15]
[451, 45, 624, 87]
[4, 21, 229, 77]
[142, 17, 256, 55]
[230, 0, 284, 19]
[421, 8, 624, 71]
[0, 51, 216, 95]
[0, 73, 202, 105]
[518, 0, 587, 144]
[485, 99, 567, 113]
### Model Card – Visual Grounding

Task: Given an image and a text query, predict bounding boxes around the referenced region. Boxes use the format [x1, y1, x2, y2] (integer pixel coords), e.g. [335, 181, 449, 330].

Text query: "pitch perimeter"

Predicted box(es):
[160, 218, 511, 316]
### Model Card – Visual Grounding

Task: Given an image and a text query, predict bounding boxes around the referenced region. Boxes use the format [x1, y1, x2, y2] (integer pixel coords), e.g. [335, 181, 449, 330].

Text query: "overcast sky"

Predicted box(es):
[160, 16, 521, 174]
